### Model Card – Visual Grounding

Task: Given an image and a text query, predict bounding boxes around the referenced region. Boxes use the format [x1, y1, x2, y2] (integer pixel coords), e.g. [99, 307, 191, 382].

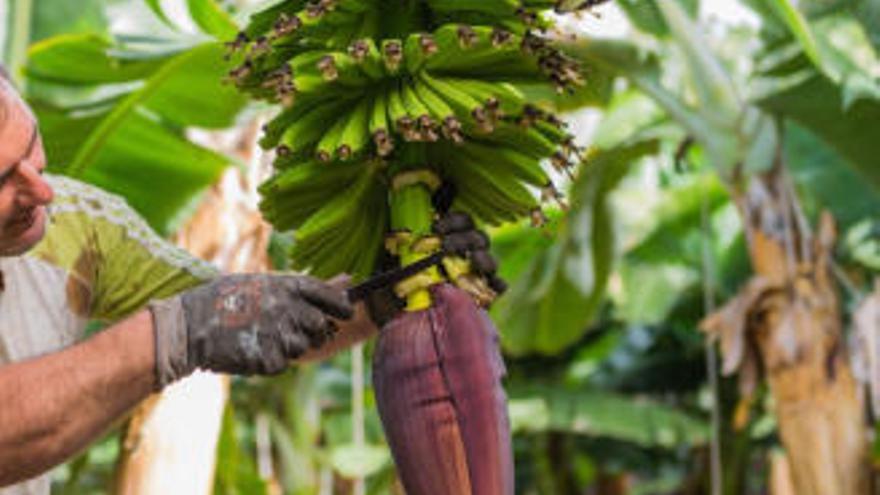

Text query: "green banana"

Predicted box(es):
[454, 158, 537, 217]
[352, 6, 381, 40]
[315, 114, 350, 162]
[382, 39, 404, 75]
[269, 96, 355, 156]
[400, 79, 438, 142]
[427, 0, 519, 15]
[419, 72, 492, 133]
[347, 38, 385, 80]
[240, 2, 304, 40]
[276, 109, 336, 157]
[425, 24, 520, 72]
[325, 52, 375, 86]
[444, 78, 525, 118]
[404, 33, 438, 73]
[293, 168, 376, 248]
[335, 95, 373, 160]
[260, 95, 325, 149]
[412, 77, 463, 143]
[457, 142, 551, 187]
[476, 121, 561, 160]
[386, 80, 417, 141]
[369, 90, 394, 156]
[260, 162, 361, 229]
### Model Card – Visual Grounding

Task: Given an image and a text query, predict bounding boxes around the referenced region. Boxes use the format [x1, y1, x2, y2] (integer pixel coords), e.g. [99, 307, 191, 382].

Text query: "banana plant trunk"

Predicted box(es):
[714, 166, 870, 494]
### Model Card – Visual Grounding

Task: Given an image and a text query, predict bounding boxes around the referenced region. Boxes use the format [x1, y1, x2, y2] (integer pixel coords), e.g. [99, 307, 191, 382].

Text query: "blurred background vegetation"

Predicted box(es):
[1, 0, 877, 493]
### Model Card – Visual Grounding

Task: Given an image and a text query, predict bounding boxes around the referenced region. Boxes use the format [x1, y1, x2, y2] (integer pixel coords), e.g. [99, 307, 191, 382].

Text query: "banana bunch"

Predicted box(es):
[228, 0, 598, 279]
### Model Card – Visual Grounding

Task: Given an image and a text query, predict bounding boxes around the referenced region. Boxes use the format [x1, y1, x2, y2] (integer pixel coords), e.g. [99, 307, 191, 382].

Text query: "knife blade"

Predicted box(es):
[346, 251, 446, 302]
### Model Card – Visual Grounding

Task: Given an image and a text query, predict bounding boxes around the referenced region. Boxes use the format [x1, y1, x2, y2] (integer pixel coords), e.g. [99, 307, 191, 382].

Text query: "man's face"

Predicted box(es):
[0, 82, 53, 256]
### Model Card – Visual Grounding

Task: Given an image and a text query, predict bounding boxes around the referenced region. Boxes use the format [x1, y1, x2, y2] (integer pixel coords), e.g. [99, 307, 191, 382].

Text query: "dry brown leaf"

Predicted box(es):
[701, 276, 778, 375]
[738, 350, 761, 398]
[774, 305, 799, 365]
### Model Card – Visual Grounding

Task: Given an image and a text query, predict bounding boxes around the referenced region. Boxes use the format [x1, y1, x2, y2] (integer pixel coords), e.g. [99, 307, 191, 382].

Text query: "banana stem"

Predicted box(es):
[390, 184, 434, 240]
[389, 167, 442, 311]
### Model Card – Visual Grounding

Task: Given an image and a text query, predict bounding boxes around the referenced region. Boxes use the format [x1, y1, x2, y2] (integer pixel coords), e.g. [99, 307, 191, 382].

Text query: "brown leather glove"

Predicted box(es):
[149, 274, 353, 389]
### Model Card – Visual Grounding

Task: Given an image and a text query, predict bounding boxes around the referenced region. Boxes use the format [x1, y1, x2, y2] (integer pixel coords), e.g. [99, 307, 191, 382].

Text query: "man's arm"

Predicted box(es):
[0, 311, 155, 487]
[0, 295, 375, 487]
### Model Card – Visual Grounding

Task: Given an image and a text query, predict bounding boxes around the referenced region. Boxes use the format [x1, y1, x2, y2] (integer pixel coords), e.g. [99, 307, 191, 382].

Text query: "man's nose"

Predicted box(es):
[17, 163, 53, 206]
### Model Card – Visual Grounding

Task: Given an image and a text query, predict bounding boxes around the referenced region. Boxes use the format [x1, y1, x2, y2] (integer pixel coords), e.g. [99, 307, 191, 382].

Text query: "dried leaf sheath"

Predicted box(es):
[373, 284, 513, 495]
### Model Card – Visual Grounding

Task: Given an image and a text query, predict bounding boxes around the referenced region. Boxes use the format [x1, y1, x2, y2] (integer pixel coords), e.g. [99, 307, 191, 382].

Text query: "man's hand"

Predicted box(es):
[434, 211, 507, 295]
[150, 274, 353, 389]
[366, 211, 506, 327]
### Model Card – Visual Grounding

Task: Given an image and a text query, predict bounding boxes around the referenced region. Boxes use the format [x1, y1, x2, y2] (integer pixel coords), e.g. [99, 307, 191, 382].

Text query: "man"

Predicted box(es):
[0, 70, 374, 494]
[0, 70, 500, 494]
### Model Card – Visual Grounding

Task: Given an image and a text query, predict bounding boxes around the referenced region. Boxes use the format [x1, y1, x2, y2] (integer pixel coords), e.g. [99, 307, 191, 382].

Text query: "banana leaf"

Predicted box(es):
[507, 384, 708, 448]
[26, 37, 248, 233]
[492, 139, 658, 356]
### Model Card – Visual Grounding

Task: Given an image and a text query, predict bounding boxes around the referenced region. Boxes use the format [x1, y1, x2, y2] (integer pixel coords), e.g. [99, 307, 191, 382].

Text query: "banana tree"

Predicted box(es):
[564, 0, 879, 492]
[225, 0, 619, 492]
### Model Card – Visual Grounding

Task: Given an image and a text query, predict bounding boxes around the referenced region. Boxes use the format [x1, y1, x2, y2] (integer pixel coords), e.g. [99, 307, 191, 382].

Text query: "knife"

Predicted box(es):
[346, 251, 446, 302]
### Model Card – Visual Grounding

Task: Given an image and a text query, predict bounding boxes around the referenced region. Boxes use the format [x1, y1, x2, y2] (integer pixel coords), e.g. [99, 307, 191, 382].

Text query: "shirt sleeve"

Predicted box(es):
[42, 175, 219, 322]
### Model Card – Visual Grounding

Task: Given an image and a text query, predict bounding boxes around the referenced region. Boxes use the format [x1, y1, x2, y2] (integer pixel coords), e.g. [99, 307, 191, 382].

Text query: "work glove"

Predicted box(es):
[365, 210, 505, 327]
[433, 211, 507, 296]
[432, 181, 506, 294]
[149, 274, 353, 390]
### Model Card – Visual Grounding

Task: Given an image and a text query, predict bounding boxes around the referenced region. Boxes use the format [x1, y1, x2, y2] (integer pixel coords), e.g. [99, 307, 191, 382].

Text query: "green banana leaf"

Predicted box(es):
[561, 37, 740, 173]
[784, 121, 880, 226]
[751, 19, 880, 191]
[626, 175, 729, 265]
[507, 384, 709, 448]
[26, 34, 171, 85]
[26, 37, 248, 233]
[37, 103, 231, 231]
[854, 0, 880, 51]
[31, 0, 107, 44]
[492, 139, 658, 356]
[143, 0, 176, 30]
[591, 90, 670, 149]
[616, 0, 700, 37]
[330, 444, 391, 479]
[142, 0, 239, 39]
[762, 6, 880, 105]
[185, 0, 239, 40]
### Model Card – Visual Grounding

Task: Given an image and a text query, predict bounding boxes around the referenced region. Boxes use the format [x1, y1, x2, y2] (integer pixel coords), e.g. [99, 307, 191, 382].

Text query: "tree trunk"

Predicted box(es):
[115, 373, 230, 495]
[116, 124, 274, 493]
[703, 166, 870, 494]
